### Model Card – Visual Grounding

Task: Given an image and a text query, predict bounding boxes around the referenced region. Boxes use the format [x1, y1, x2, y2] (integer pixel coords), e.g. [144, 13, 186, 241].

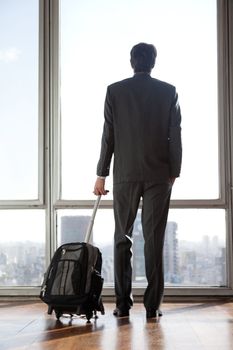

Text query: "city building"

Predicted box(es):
[60, 215, 91, 244]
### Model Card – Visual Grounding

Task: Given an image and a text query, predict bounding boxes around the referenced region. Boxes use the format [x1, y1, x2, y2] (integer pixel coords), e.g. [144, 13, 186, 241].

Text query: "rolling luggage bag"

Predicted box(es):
[40, 196, 105, 322]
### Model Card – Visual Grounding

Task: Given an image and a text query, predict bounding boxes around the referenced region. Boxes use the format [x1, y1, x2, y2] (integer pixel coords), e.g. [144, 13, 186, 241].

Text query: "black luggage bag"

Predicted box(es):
[40, 196, 105, 322]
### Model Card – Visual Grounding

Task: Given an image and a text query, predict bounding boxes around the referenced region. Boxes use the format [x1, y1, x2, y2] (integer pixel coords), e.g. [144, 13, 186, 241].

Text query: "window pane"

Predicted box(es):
[0, 210, 45, 286]
[57, 209, 115, 284]
[136, 209, 226, 287]
[60, 0, 218, 200]
[57, 208, 226, 287]
[0, 0, 39, 200]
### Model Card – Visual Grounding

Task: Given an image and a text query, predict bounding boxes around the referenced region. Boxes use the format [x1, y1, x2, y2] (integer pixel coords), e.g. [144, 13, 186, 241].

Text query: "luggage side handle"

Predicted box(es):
[84, 195, 101, 243]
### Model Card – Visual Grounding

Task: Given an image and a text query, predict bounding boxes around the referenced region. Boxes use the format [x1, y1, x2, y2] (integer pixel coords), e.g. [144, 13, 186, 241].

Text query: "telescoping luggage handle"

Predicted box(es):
[84, 195, 101, 243]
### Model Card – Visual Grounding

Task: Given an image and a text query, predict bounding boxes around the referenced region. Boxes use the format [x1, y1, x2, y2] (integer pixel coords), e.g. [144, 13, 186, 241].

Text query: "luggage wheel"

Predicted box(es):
[55, 310, 62, 320]
[86, 310, 93, 323]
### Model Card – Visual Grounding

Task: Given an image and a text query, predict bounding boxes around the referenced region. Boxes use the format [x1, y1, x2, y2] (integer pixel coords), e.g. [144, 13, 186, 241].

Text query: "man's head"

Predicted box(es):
[130, 43, 157, 73]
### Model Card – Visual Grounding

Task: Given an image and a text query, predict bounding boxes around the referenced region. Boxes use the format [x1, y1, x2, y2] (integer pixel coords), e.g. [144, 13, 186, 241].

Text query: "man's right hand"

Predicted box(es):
[93, 177, 108, 196]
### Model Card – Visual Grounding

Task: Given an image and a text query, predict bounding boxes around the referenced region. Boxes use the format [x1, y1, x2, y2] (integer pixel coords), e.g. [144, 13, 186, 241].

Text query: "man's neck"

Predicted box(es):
[134, 71, 151, 76]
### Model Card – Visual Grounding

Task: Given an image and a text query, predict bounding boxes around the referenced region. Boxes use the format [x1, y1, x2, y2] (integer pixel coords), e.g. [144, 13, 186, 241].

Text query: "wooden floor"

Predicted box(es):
[1, 301, 233, 350]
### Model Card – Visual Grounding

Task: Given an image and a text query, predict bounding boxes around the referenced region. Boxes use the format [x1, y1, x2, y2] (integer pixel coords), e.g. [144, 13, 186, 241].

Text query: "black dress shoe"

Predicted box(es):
[146, 309, 163, 319]
[113, 308, 130, 317]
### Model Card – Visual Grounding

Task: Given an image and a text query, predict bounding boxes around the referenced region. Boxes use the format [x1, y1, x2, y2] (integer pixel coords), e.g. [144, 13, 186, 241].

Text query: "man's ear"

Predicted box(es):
[130, 58, 134, 69]
[151, 58, 156, 68]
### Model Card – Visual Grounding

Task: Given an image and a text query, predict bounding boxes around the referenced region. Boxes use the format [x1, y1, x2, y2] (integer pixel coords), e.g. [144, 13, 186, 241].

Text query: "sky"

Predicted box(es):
[60, 0, 219, 200]
[0, 0, 225, 245]
[0, 0, 38, 200]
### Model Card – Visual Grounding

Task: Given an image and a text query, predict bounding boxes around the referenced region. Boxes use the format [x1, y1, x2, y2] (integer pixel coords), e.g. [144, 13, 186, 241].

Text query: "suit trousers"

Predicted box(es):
[113, 181, 172, 310]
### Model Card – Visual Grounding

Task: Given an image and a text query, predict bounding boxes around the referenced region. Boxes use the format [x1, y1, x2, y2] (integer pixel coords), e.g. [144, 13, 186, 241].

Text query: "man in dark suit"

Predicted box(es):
[94, 43, 182, 318]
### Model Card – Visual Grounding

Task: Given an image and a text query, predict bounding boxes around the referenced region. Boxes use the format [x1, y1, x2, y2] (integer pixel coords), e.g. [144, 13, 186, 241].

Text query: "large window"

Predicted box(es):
[0, 0, 232, 295]
[59, 0, 226, 289]
[0, 0, 45, 288]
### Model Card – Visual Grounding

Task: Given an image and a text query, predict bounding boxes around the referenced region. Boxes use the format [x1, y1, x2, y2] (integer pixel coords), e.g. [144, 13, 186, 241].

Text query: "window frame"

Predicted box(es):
[1, 0, 233, 297]
[0, 0, 46, 296]
[52, 0, 233, 297]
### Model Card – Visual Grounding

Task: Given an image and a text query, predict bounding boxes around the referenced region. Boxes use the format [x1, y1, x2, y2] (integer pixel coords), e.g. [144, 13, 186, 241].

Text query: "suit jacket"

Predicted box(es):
[97, 73, 182, 184]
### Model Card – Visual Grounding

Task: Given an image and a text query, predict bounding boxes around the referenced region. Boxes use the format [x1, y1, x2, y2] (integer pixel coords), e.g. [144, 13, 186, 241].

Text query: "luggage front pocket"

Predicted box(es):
[50, 260, 83, 296]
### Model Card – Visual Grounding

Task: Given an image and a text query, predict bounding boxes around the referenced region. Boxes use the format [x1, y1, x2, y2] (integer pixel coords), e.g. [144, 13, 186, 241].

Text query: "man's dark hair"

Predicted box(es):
[130, 43, 157, 73]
